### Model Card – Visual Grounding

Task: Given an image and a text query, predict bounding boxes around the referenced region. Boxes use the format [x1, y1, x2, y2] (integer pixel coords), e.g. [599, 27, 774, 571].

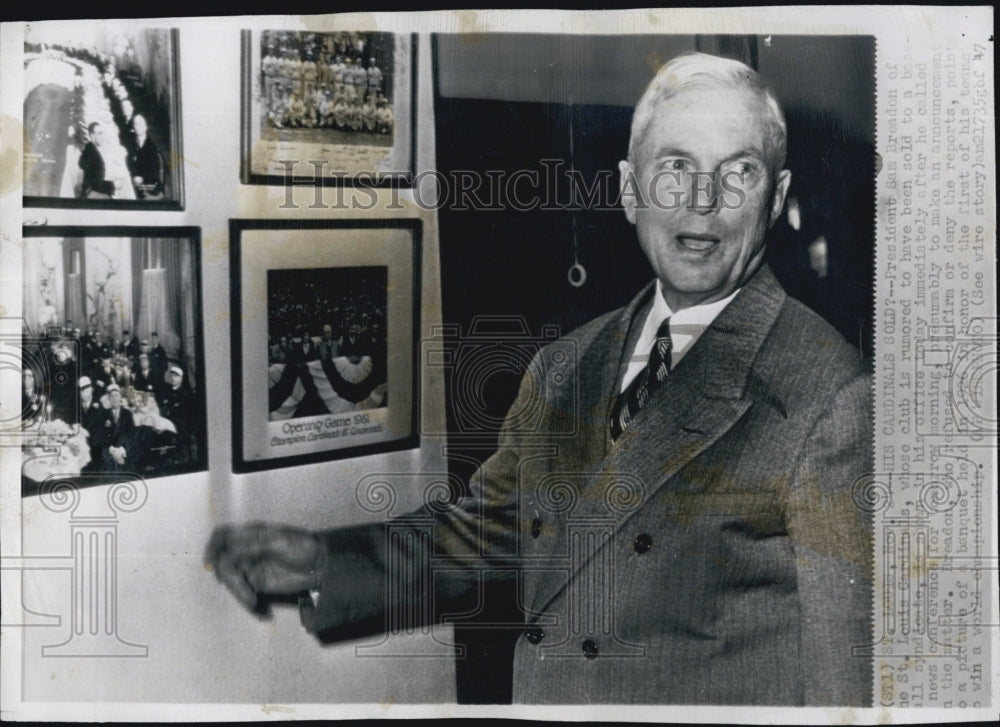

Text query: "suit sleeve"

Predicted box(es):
[299, 360, 542, 640]
[788, 371, 874, 706]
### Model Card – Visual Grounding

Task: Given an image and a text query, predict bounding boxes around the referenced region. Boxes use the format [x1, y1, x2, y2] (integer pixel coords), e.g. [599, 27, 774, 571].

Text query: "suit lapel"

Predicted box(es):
[528, 266, 787, 616]
[596, 281, 657, 457]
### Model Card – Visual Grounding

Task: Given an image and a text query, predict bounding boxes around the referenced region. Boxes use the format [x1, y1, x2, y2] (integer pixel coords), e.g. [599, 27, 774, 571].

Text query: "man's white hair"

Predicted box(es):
[628, 52, 788, 177]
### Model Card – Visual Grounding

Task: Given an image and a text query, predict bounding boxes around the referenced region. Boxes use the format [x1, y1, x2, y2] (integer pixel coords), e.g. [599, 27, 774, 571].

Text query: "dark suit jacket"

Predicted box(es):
[78, 142, 115, 197]
[127, 137, 164, 198]
[132, 368, 158, 396]
[101, 407, 137, 471]
[302, 266, 873, 705]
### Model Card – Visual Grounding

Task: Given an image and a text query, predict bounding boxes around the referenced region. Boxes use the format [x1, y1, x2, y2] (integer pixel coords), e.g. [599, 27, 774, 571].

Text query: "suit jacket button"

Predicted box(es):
[632, 533, 653, 554]
[582, 639, 598, 659]
[526, 628, 545, 644]
[531, 518, 543, 538]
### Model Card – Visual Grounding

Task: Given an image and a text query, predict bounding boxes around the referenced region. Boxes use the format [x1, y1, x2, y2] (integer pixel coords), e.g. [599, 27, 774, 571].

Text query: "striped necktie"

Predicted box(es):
[610, 319, 672, 440]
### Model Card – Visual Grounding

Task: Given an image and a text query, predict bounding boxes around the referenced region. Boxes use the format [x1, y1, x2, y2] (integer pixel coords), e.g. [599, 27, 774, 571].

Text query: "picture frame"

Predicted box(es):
[240, 30, 417, 187]
[230, 218, 421, 473]
[22, 27, 185, 210]
[17, 226, 207, 496]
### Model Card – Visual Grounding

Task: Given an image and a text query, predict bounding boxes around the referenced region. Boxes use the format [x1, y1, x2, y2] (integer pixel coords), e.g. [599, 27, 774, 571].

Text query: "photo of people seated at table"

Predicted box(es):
[259, 30, 396, 148]
[266, 266, 388, 421]
[20, 233, 204, 492]
[22, 27, 177, 202]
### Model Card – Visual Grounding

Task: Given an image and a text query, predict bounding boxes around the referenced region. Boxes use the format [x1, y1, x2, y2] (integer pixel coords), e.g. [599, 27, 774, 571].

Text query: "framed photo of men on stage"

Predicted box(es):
[18, 226, 206, 495]
[22, 25, 184, 210]
[229, 218, 421, 473]
[240, 29, 417, 187]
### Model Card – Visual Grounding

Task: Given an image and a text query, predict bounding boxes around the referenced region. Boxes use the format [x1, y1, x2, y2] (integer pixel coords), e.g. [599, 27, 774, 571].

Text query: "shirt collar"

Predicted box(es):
[636, 280, 742, 364]
[621, 280, 744, 393]
[653, 280, 741, 328]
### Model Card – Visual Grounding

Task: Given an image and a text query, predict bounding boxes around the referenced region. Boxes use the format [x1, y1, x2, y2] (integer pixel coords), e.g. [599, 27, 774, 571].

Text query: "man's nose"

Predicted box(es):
[688, 171, 720, 215]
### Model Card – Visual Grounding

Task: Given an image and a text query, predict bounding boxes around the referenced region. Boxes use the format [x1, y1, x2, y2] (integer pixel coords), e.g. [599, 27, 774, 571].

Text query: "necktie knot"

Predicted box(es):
[649, 318, 673, 376]
[655, 319, 672, 341]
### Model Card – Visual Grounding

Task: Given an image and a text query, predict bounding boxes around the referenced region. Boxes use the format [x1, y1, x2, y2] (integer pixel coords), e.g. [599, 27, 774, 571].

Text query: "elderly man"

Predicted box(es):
[206, 53, 872, 706]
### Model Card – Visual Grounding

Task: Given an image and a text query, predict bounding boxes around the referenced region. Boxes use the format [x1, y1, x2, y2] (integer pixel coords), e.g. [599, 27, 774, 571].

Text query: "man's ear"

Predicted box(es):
[769, 169, 792, 226]
[618, 159, 639, 225]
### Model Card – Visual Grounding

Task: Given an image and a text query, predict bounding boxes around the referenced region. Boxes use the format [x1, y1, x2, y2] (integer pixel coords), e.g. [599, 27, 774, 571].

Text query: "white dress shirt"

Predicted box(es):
[620, 281, 741, 392]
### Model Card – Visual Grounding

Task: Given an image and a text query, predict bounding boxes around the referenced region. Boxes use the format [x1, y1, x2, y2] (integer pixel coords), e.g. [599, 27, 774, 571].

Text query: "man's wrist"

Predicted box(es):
[309, 534, 327, 591]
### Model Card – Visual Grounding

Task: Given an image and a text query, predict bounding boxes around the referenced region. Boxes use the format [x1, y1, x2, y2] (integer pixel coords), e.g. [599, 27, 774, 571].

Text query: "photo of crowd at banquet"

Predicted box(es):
[19, 231, 205, 491]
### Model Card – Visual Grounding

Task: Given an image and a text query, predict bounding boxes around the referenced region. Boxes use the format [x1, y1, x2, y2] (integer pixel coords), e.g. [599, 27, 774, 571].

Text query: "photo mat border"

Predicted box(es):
[229, 217, 422, 474]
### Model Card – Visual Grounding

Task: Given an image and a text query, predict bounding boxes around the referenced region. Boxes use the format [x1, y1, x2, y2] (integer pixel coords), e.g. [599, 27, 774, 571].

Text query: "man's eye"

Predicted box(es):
[663, 158, 689, 171]
[721, 161, 760, 187]
[727, 161, 758, 176]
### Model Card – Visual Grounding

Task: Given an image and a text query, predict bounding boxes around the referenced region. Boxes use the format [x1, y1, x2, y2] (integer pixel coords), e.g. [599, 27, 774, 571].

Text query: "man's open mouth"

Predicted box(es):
[677, 234, 720, 252]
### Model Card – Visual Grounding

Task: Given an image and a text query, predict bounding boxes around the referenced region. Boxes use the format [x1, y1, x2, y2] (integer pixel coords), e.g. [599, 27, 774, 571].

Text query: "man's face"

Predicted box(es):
[620, 87, 791, 311]
[133, 115, 147, 137]
[110, 390, 122, 409]
[91, 125, 105, 146]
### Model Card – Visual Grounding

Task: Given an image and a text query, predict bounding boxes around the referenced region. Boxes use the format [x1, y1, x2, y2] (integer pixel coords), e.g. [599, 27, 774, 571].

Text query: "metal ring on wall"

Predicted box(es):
[567, 262, 587, 288]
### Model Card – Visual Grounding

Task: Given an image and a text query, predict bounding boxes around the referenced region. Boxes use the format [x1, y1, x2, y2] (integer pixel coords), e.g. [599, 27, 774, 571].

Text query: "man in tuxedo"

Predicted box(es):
[101, 384, 137, 472]
[206, 52, 873, 706]
[132, 353, 158, 397]
[78, 122, 116, 198]
[127, 114, 165, 199]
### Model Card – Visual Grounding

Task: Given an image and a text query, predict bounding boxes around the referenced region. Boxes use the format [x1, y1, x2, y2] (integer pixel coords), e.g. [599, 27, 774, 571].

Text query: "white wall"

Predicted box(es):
[2, 14, 455, 705]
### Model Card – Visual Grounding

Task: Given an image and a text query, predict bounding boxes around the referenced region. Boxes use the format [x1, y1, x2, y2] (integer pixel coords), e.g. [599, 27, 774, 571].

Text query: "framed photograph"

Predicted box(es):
[230, 219, 421, 473]
[22, 27, 184, 210]
[18, 227, 206, 495]
[240, 30, 416, 186]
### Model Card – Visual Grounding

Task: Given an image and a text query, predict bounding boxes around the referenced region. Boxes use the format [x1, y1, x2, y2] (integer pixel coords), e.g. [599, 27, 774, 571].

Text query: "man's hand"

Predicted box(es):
[204, 523, 326, 614]
[109, 445, 126, 465]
